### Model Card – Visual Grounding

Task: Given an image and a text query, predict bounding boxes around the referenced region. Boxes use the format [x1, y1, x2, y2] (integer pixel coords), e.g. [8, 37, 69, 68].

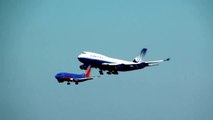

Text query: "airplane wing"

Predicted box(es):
[102, 63, 124, 66]
[101, 62, 141, 70]
[102, 62, 139, 66]
[73, 77, 94, 82]
[101, 58, 170, 68]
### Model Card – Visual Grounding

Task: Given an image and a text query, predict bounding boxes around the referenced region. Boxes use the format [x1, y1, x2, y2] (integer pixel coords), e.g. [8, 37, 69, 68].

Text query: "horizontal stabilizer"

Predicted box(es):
[147, 64, 159, 67]
[145, 57, 170, 66]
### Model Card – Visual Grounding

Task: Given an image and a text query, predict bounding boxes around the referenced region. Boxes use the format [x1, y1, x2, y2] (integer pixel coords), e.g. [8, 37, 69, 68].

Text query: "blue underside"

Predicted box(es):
[78, 57, 148, 71]
[78, 57, 110, 65]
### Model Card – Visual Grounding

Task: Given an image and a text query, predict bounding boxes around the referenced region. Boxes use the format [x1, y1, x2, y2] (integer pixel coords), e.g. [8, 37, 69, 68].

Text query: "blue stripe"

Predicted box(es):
[55, 73, 85, 79]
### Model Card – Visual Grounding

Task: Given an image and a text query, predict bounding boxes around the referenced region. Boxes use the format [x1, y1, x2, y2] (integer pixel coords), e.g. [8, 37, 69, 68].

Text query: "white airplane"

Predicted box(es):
[78, 48, 170, 75]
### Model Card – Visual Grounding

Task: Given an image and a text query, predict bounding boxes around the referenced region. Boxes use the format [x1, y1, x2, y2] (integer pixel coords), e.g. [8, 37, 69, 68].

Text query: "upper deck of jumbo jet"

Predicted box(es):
[78, 51, 107, 59]
[78, 51, 136, 64]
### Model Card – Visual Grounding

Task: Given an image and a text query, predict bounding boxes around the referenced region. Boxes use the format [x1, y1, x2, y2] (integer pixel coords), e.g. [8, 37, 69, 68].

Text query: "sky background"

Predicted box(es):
[1, 0, 213, 120]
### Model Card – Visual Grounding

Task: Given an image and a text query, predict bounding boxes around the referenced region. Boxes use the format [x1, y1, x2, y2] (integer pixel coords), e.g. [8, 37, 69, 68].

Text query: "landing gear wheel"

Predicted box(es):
[80, 65, 88, 70]
[112, 71, 118, 75]
[75, 82, 79, 85]
[67, 82, 71, 85]
[80, 65, 84, 70]
[107, 71, 112, 75]
[99, 70, 104, 75]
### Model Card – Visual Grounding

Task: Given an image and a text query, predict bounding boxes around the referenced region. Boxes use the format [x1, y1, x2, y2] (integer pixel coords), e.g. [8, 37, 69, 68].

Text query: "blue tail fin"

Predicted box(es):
[133, 48, 147, 63]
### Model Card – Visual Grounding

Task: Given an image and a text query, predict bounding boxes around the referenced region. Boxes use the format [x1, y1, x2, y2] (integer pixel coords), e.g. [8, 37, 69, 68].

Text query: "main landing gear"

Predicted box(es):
[107, 71, 112, 75]
[67, 82, 79, 85]
[112, 70, 118, 75]
[99, 70, 104, 75]
[80, 65, 88, 70]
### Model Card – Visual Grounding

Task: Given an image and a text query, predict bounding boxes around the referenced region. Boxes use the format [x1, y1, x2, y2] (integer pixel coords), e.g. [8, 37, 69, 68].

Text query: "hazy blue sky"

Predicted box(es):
[1, 0, 213, 120]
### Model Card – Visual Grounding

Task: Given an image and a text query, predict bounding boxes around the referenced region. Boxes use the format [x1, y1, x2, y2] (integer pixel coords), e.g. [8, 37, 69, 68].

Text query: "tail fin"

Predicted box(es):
[133, 48, 147, 63]
[85, 65, 92, 78]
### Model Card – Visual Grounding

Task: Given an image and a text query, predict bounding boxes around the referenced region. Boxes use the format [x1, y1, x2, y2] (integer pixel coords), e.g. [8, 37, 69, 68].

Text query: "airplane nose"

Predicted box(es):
[78, 52, 88, 63]
[55, 74, 61, 80]
[78, 54, 83, 61]
[77, 54, 82, 59]
[55, 74, 64, 83]
[55, 74, 59, 79]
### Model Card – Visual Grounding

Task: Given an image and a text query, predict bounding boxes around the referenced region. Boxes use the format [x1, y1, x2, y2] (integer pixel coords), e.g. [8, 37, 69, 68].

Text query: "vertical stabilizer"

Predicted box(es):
[85, 65, 92, 77]
[133, 48, 147, 63]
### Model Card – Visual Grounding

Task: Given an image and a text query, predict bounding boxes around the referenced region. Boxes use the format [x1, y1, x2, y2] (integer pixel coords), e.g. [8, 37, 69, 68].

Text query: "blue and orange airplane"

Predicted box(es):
[55, 66, 97, 85]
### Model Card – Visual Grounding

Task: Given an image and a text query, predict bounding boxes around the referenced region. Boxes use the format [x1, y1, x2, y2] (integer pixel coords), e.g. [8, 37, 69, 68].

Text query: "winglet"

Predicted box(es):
[85, 65, 92, 78]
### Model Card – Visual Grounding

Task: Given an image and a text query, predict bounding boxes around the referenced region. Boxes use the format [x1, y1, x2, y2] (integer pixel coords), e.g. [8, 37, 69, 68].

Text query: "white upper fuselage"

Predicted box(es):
[78, 51, 134, 65]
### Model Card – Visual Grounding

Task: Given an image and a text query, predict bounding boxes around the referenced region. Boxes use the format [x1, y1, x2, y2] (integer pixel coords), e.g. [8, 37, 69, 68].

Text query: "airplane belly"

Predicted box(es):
[78, 58, 109, 66]
[116, 63, 147, 71]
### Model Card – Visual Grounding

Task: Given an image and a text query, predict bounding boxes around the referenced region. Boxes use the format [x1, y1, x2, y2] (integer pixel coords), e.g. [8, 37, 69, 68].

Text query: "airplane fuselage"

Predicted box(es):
[78, 51, 148, 72]
[55, 73, 85, 83]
